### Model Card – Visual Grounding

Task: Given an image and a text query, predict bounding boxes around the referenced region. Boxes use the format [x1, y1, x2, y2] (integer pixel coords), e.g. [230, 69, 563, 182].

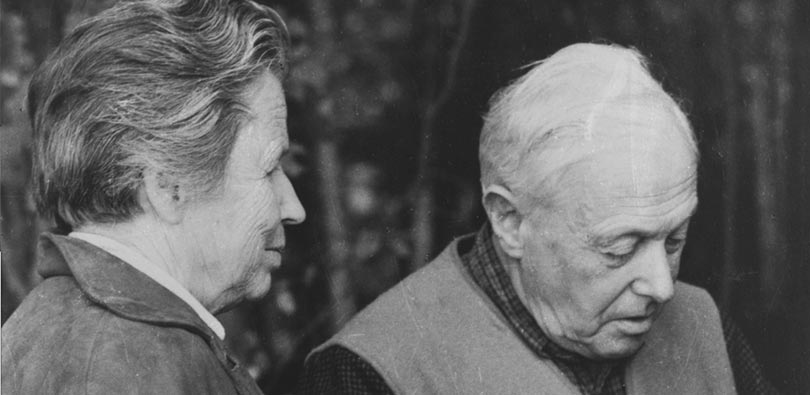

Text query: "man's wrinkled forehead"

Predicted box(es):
[514, 104, 697, 219]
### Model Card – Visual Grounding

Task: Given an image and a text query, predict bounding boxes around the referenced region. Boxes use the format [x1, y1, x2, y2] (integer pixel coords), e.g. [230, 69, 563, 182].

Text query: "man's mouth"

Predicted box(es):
[615, 314, 655, 335]
[625, 315, 651, 323]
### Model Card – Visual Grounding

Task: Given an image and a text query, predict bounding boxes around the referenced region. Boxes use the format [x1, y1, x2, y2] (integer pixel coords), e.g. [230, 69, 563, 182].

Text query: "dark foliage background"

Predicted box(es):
[2, 0, 809, 393]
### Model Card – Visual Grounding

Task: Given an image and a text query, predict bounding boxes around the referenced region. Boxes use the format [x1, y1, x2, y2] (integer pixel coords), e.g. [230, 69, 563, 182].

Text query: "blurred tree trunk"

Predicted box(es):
[313, 138, 356, 330]
[1, 0, 69, 322]
[18, 0, 68, 62]
[410, 0, 477, 271]
[749, 0, 792, 313]
[724, 0, 794, 317]
[1, 5, 35, 322]
[1, 0, 114, 322]
[306, 0, 356, 332]
[713, 0, 806, 392]
[711, 0, 791, 315]
[788, 0, 810, 391]
[711, 0, 742, 309]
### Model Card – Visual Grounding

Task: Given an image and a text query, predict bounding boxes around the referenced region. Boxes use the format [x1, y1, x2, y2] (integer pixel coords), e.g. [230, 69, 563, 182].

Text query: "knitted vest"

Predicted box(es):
[317, 240, 736, 395]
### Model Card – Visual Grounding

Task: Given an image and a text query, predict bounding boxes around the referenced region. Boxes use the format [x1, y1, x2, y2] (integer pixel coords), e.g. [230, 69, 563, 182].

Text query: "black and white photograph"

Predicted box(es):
[1, 0, 808, 394]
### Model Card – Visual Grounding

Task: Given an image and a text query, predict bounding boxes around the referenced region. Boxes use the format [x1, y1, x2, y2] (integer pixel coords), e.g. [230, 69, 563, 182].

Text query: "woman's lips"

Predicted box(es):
[264, 246, 284, 269]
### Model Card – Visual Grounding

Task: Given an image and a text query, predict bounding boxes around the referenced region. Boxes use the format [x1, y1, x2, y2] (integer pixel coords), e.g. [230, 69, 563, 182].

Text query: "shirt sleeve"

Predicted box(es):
[721, 310, 781, 395]
[296, 345, 394, 395]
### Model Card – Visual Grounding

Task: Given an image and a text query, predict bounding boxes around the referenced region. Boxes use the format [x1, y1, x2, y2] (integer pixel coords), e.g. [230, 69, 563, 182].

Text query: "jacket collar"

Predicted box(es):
[37, 233, 218, 341]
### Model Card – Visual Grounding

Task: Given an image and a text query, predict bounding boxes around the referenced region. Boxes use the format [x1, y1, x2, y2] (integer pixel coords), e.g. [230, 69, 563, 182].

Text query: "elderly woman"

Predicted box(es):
[1, 0, 304, 393]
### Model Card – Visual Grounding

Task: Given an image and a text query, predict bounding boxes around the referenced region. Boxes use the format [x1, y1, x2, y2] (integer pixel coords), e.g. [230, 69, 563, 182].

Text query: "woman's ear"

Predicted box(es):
[141, 170, 186, 225]
[482, 184, 525, 259]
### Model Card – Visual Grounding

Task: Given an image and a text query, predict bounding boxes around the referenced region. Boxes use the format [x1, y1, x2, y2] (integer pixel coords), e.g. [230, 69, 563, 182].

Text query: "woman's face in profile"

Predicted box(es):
[179, 73, 305, 313]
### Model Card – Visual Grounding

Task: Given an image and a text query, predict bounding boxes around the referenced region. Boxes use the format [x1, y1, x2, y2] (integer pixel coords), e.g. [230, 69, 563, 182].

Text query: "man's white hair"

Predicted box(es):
[479, 43, 697, 207]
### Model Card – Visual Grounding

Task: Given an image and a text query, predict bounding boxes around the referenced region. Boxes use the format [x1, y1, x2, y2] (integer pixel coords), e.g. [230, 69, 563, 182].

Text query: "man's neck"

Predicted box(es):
[488, 231, 598, 360]
[489, 232, 529, 308]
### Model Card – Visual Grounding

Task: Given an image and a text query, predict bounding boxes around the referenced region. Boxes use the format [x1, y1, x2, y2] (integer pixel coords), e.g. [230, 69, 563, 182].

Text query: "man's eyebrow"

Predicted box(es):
[668, 204, 699, 233]
[687, 202, 699, 218]
[671, 216, 693, 233]
[591, 212, 696, 246]
[591, 232, 642, 248]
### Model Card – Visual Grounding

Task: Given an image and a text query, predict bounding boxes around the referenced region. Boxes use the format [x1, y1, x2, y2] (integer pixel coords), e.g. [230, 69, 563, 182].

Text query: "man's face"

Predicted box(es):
[514, 118, 697, 360]
[182, 72, 305, 313]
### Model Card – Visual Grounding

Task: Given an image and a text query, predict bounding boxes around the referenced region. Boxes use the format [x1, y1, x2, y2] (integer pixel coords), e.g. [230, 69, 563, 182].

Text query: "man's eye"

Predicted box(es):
[604, 250, 633, 261]
[602, 244, 636, 262]
[599, 238, 637, 263]
[665, 237, 685, 254]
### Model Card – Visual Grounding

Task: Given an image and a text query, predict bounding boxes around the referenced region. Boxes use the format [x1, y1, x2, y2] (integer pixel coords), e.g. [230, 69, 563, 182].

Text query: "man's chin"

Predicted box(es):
[553, 330, 645, 360]
[588, 335, 646, 360]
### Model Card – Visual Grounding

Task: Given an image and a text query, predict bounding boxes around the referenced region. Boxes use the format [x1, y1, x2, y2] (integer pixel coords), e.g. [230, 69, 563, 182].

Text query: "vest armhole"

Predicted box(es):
[326, 339, 410, 395]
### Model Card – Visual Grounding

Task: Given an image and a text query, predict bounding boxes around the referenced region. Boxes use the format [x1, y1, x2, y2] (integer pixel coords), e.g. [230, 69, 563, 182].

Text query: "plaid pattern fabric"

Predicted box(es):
[298, 345, 394, 395]
[297, 224, 780, 394]
[721, 310, 781, 395]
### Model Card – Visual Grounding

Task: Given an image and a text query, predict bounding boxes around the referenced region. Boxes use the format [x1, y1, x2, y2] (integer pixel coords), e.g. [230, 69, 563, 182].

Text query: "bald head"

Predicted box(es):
[479, 43, 697, 210]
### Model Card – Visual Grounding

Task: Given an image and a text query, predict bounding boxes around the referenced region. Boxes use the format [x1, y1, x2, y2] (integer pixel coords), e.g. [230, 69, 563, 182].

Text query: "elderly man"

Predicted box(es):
[300, 44, 776, 394]
[2, 0, 304, 393]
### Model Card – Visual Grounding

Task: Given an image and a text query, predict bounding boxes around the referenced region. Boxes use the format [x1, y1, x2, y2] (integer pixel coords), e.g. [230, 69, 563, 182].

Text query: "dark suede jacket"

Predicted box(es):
[1, 234, 263, 394]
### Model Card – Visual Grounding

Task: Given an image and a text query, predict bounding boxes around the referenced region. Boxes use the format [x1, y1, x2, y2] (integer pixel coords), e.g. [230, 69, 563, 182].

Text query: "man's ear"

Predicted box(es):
[141, 170, 186, 225]
[482, 184, 525, 259]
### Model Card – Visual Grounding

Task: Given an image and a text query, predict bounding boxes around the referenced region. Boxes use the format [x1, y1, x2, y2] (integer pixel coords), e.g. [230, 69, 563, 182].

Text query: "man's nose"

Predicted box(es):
[630, 243, 675, 303]
[280, 176, 306, 225]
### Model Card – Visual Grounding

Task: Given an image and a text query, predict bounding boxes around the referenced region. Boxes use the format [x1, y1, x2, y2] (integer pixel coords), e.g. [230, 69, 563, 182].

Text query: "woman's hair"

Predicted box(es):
[479, 43, 697, 204]
[29, 0, 290, 228]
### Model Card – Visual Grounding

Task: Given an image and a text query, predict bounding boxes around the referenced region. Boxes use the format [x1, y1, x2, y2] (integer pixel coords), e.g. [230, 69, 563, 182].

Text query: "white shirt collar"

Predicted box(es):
[68, 231, 226, 340]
